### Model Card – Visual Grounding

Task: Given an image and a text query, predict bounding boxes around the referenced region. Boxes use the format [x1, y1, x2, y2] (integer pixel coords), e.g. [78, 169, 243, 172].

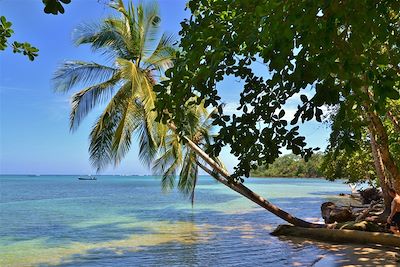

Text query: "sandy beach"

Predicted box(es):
[281, 236, 400, 267]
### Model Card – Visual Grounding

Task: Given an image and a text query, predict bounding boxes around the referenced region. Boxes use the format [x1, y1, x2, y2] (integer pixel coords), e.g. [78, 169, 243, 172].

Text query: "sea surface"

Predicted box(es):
[0, 175, 390, 266]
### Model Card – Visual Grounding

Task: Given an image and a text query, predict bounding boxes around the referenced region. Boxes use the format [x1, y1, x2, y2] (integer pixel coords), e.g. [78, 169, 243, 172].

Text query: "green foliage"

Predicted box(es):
[154, 0, 400, 180]
[322, 99, 400, 184]
[386, 100, 400, 164]
[321, 138, 376, 184]
[1, 0, 71, 61]
[251, 153, 324, 178]
[0, 16, 39, 61]
[43, 0, 71, 15]
[0, 16, 13, 50]
[11, 41, 39, 61]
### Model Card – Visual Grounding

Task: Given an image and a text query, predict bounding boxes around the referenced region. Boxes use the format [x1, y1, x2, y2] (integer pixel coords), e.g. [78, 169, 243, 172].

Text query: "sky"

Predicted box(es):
[0, 0, 331, 175]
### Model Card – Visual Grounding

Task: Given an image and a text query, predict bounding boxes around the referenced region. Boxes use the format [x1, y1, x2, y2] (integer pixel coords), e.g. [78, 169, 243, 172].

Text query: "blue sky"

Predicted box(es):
[0, 0, 330, 175]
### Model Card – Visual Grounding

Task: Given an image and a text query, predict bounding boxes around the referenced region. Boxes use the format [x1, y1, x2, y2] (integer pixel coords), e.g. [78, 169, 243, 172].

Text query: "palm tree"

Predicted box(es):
[54, 0, 174, 170]
[54, 0, 325, 228]
[153, 106, 226, 205]
[155, 104, 324, 228]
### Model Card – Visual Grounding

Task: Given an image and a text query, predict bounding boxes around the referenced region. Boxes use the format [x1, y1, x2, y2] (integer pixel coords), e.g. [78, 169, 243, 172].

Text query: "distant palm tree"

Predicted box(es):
[54, 0, 174, 170]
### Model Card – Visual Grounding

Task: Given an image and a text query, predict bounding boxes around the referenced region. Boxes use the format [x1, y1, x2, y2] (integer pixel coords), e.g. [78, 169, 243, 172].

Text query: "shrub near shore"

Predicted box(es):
[251, 153, 324, 178]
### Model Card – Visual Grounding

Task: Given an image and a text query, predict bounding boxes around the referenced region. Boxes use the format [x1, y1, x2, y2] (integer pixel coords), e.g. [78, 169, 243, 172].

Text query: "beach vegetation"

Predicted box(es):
[0, 0, 73, 61]
[153, 0, 400, 208]
[251, 153, 324, 178]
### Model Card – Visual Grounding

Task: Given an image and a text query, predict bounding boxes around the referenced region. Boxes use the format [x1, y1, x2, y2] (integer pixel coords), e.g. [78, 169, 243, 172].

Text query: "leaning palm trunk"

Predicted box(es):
[169, 124, 326, 228]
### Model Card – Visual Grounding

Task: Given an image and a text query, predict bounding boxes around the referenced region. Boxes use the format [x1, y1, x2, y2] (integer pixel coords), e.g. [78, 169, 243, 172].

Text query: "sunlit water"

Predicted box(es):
[0, 175, 373, 266]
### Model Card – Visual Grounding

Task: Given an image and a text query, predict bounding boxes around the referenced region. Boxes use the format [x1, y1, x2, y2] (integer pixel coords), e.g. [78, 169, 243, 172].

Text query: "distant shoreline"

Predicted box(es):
[0, 174, 327, 179]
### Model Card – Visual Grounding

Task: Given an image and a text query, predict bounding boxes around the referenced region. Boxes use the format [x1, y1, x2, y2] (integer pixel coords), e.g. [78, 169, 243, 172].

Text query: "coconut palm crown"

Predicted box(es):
[53, 0, 175, 171]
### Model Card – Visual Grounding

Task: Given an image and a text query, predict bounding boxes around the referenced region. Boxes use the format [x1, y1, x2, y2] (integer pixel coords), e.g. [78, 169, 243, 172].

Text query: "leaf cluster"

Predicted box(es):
[154, 0, 400, 179]
[251, 153, 324, 178]
[323, 99, 400, 184]
[43, 0, 71, 15]
[1, 0, 71, 61]
[322, 135, 376, 184]
[0, 16, 39, 61]
[0, 16, 13, 50]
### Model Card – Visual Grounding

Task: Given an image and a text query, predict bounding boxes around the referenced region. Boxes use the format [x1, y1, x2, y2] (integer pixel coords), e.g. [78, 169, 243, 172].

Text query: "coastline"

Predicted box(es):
[251, 176, 326, 178]
[1, 175, 397, 266]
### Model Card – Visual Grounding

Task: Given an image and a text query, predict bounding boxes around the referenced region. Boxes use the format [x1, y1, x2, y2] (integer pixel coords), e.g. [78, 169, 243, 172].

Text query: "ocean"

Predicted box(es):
[0, 175, 395, 266]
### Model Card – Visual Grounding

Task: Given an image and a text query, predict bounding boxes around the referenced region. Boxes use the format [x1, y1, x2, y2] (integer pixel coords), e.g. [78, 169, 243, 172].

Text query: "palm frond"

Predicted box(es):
[153, 133, 183, 191]
[116, 58, 139, 84]
[74, 21, 131, 59]
[89, 82, 132, 171]
[178, 150, 199, 204]
[70, 73, 120, 131]
[135, 111, 158, 166]
[144, 33, 176, 72]
[139, 73, 157, 116]
[109, 0, 128, 17]
[139, 2, 162, 60]
[111, 96, 142, 166]
[53, 61, 117, 92]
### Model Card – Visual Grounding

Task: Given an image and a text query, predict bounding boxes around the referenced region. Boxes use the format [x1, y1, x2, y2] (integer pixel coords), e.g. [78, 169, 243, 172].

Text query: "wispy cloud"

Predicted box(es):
[0, 85, 33, 93]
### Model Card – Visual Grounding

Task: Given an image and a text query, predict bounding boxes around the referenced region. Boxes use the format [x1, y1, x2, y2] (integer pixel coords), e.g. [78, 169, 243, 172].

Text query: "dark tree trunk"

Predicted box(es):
[271, 225, 400, 247]
[367, 110, 400, 193]
[368, 124, 392, 214]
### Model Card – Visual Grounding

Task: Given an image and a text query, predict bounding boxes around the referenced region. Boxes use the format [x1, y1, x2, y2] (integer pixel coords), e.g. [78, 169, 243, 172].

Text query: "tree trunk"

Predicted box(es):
[367, 110, 400, 193]
[169, 123, 332, 228]
[169, 124, 325, 228]
[368, 124, 392, 214]
[387, 110, 400, 133]
[271, 225, 400, 247]
[196, 160, 325, 228]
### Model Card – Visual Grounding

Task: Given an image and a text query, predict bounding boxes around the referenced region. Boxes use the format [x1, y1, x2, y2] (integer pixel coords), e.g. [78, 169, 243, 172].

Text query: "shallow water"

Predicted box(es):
[0, 175, 384, 266]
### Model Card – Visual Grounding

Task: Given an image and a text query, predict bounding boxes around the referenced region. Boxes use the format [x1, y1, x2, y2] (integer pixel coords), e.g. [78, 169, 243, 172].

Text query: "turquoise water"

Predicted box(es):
[0, 175, 353, 266]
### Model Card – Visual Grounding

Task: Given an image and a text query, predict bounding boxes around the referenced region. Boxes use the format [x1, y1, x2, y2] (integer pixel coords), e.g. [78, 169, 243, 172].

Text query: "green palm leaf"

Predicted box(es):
[55, 1, 176, 174]
[70, 73, 120, 131]
[179, 150, 199, 205]
[153, 133, 183, 191]
[53, 61, 117, 92]
[89, 82, 132, 171]
[145, 33, 176, 72]
[111, 97, 142, 166]
[74, 21, 131, 59]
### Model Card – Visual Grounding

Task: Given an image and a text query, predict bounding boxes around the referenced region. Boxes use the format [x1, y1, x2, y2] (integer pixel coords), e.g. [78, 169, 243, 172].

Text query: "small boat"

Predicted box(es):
[78, 176, 97, 180]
